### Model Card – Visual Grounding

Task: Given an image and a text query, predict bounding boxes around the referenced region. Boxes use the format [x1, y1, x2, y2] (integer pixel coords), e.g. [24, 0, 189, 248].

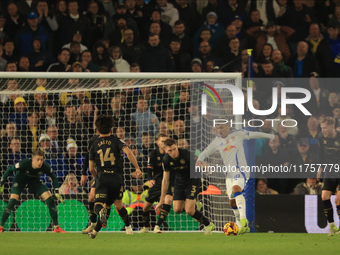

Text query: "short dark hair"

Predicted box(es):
[130, 63, 139, 68]
[170, 36, 181, 43]
[33, 150, 44, 157]
[138, 95, 145, 101]
[4, 39, 14, 45]
[70, 41, 80, 47]
[174, 20, 185, 26]
[200, 27, 210, 34]
[148, 33, 159, 39]
[68, 0, 78, 4]
[95, 115, 114, 134]
[10, 136, 21, 143]
[142, 132, 150, 137]
[164, 138, 177, 147]
[60, 48, 70, 55]
[81, 50, 91, 56]
[250, 9, 260, 15]
[262, 59, 273, 65]
[328, 22, 338, 30]
[28, 109, 39, 118]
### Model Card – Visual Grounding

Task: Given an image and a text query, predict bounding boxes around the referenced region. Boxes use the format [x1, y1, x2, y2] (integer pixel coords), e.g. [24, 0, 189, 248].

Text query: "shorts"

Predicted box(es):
[173, 179, 200, 201]
[226, 168, 248, 200]
[146, 182, 161, 203]
[323, 178, 340, 193]
[11, 179, 48, 197]
[94, 175, 123, 206]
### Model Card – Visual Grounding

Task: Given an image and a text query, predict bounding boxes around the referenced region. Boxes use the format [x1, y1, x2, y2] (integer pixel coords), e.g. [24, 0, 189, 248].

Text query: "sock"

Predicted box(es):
[142, 210, 150, 227]
[89, 202, 97, 223]
[156, 204, 171, 227]
[234, 192, 246, 219]
[94, 220, 103, 232]
[323, 199, 334, 223]
[46, 197, 58, 226]
[94, 204, 104, 215]
[232, 207, 241, 227]
[118, 207, 130, 226]
[192, 210, 210, 226]
[0, 199, 16, 226]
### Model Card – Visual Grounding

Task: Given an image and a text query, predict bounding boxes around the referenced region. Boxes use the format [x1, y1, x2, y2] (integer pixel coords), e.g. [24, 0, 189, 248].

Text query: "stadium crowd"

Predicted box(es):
[0, 0, 339, 201]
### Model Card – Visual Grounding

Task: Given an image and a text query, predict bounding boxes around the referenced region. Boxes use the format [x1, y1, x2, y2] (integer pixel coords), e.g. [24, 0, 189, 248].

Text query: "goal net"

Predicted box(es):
[0, 72, 242, 232]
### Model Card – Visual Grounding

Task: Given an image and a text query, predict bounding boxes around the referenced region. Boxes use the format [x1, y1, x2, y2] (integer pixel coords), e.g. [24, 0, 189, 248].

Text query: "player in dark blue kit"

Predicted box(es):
[88, 116, 141, 239]
[156, 139, 215, 235]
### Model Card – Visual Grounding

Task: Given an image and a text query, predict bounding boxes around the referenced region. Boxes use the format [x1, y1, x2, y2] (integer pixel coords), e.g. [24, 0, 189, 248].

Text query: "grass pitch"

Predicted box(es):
[1, 232, 338, 255]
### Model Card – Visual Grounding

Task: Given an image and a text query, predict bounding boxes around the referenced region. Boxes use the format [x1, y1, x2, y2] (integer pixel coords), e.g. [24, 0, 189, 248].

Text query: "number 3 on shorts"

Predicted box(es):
[191, 185, 196, 197]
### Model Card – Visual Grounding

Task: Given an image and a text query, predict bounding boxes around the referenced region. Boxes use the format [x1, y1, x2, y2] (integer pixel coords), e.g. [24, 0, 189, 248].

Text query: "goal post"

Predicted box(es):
[0, 72, 246, 232]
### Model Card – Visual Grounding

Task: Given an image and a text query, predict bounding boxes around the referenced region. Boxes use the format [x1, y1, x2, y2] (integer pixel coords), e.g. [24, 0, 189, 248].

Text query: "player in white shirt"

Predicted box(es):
[196, 121, 277, 235]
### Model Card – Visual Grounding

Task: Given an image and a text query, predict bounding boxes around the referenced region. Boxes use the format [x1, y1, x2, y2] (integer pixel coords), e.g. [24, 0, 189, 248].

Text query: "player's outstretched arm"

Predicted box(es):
[155, 170, 170, 211]
[123, 147, 142, 177]
[197, 139, 219, 163]
[245, 131, 275, 140]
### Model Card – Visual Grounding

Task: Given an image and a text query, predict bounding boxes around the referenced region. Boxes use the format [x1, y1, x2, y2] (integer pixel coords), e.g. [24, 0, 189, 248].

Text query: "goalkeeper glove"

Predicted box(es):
[54, 188, 65, 204]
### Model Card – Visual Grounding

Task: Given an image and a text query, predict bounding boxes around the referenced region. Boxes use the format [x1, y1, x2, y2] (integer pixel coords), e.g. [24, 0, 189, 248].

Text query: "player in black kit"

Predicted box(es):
[138, 133, 174, 233]
[319, 117, 340, 236]
[88, 116, 141, 239]
[156, 139, 215, 235]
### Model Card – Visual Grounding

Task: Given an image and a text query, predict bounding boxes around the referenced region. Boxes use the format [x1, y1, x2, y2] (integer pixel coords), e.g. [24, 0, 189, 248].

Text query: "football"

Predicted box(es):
[223, 222, 239, 236]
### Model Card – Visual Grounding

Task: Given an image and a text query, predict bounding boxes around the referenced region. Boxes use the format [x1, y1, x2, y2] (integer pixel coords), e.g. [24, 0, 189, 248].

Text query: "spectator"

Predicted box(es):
[306, 23, 333, 77]
[247, 22, 294, 62]
[198, 41, 223, 72]
[64, 138, 85, 178]
[0, 12, 9, 45]
[62, 31, 88, 52]
[256, 178, 278, 195]
[156, 0, 179, 29]
[113, 4, 140, 40]
[109, 14, 129, 46]
[108, 97, 133, 133]
[108, 46, 130, 72]
[169, 36, 191, 72]
[174, 89, 190, 122]
[139, 132, 154, 159]
[8, 97, 28, 132]
[41, 100, 58, 129]
[194, 12, 225, 52]
[58, 0, 91, 48]
[26, 37, 55, 71]
[174, 0, 200, 38]
[0, 122, 18, 153]
[5, 61, 17, 72]
[216, 0, 247, 28]
[247, 10, 264, 29]
[131, 96, 160, 145]
[305, 73, 330, 116]
[77, 98, 95, 135]
[36, 0, 58, 34]
[173, 20, 194, 57]
[68, 41, 82, 64]
[18, 56, 29, 71]
[258, 138, 290, 194]
[257, 43, 274, 64]
[17, 0, 38, 17]
[0, 44, 7, 71]
[80, 50, 99, 72]
[3, 39, 19, 63]
[139, 34, 175, 72]
[55, 0, 68, 22]
[47, 48, 70, 72]
[201, 0, 220, 25]
[276, 123, 298, 155]
[59, 173, 85, 195]
[0, 79, 20, 112]
[58, 103, 88, 154]
[276, 0, 317, 53]
[148, 22, 170, 47]
[222, 37, 241, 71]
[327, 92, 340, 117]
[287, 41, 320, 78]
[254, 60, 281, 78]
[327, 5, 340, 31]
[162, 108, 175, 132]
[326, 22, 340, 77]
[3, 137, 29, 167]
[142, 9, 172, 44]
[158, 122, 172, 136]
[120, 28, 145, 65]
[86, 1, 106, 49]
[15, 12, 51, 56]
[294, 178, 323, 195]
[191, 58, 202, 73]
[46, 125, 62, 152]
[38, 133, 68, 187]
[178, 138, 189, 150]
[271, 49, 293, 77]
[3, 3, 26, 40]
[172, 119, 189, 140]
[91, 40, 111, 68]
[20, 110, 41, 154]
[193, 27, 212, 58]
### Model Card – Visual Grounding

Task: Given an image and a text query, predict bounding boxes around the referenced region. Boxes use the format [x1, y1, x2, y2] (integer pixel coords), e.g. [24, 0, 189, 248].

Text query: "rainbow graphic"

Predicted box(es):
[199, 84, 223, 106]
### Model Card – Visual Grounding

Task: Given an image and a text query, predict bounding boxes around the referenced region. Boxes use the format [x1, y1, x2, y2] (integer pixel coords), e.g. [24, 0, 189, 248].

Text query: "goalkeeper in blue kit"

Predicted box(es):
[0, 150, 66, 233]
